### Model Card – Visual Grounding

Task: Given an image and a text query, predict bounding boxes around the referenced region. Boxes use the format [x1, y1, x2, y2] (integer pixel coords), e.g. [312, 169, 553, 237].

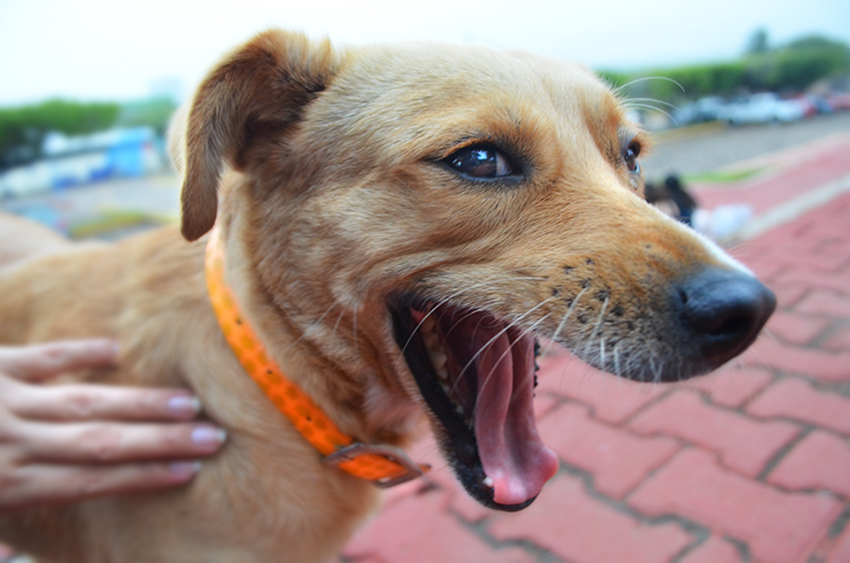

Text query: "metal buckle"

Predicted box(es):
[323, 443, 429, 488]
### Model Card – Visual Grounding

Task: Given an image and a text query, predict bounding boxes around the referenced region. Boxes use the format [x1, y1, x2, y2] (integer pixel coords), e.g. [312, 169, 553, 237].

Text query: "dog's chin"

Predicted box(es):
[390, 298, 559, 512]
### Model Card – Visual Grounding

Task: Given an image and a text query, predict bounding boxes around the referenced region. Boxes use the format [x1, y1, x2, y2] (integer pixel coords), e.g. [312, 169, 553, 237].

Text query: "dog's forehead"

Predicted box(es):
[342, 42, 613, 108]
[306, 42, 627, 164]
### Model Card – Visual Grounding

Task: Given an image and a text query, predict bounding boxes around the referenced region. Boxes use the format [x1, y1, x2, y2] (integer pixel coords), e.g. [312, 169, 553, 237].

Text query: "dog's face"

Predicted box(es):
[174, 31, 775, 511]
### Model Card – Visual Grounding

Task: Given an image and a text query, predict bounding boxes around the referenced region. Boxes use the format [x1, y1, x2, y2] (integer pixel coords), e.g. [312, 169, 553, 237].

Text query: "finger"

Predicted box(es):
[20, 421, 227, 464]
[0, 460, 201, 511]
[12, 385, 201, 422]
[0, 339, 118, 382]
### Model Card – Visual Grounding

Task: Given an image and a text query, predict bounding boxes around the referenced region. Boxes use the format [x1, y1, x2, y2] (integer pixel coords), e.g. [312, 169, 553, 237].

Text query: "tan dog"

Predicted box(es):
[0, 211, 76, 273]
[0, 29, 775, 562]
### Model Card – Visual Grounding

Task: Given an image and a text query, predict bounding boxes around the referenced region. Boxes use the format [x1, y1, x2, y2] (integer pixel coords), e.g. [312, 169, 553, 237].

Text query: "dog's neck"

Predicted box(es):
[205, 218, 427, 487]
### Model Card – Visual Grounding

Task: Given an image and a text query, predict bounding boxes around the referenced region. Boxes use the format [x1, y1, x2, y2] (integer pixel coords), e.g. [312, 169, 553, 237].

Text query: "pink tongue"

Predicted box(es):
[473, 327, 559, 506]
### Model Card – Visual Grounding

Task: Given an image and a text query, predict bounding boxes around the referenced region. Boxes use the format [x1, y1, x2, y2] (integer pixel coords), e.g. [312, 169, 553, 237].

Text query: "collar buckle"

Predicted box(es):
[323, 443, 429, 488]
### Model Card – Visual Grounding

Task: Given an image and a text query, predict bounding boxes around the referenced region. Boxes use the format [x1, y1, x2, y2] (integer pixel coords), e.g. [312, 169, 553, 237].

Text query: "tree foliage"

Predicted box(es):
[0, 100, 119, 169]
[116, 97, 177, 136]
[745, 28, 770, 55]
[0, 97, 177, 170]
[603, 33, 850, 104]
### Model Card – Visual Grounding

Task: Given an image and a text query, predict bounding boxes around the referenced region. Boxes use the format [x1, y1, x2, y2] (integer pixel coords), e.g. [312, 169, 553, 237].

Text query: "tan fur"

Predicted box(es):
[0, 211, 74, 273]
[0, 30, 758, 562]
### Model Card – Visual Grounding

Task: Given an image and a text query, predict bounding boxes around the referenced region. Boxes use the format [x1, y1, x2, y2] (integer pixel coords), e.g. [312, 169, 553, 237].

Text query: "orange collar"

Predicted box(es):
[205, 224, 427, 487]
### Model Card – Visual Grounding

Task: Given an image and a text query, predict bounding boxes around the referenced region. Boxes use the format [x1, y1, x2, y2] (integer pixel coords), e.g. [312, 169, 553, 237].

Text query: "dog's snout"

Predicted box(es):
[677, 268, 776, 367]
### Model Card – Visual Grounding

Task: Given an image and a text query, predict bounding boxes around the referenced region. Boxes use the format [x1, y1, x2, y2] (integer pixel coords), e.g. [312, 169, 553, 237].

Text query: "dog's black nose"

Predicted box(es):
[677, 267, 776, 368]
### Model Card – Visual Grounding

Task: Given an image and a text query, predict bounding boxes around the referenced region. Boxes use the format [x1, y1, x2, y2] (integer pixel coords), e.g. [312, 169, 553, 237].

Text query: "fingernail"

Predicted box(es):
[169, 460, 202, 476]
[168, 395, 201, 418]
[191, 426, 227, 448]
[93, 338, 119, 356]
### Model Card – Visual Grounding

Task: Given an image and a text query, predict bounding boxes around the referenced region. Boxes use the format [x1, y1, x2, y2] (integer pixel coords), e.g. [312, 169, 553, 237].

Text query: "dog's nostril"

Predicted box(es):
[709, 314, 750, 337]
[677, 267, 776, 368]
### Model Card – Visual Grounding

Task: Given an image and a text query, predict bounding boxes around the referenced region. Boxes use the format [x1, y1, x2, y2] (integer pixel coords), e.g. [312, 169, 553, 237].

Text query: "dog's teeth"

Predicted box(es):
[421, 315, 436, 333]
[440, 381, 451, 395]
[483, 476, 494, 488]
[429, 350, 447, 370]
[435, 367, 448, 380]
[423, 331, 439, 351]
[455, 404, 464, 415]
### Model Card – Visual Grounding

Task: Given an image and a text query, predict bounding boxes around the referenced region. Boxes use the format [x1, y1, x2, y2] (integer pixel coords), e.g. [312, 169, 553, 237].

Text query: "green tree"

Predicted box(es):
[116, 97, 178, 137]
[0, 100, 119, 169]
[746, 28, 770, 55]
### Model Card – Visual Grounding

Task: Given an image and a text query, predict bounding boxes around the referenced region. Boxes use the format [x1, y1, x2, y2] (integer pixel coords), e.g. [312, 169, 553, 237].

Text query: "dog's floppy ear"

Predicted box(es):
[176, 29, 339, 241]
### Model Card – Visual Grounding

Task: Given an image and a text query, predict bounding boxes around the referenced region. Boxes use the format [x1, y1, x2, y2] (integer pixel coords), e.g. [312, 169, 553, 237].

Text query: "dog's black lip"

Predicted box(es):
[389, 299, 536, 512]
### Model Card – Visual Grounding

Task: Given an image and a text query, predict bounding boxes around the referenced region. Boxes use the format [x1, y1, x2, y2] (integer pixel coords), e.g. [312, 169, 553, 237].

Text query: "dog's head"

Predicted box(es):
[172, 30, 775, 511]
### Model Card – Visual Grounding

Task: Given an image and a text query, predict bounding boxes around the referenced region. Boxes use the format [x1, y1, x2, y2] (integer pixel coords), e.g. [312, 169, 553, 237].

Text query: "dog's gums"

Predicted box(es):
[391, 301, 558, 510]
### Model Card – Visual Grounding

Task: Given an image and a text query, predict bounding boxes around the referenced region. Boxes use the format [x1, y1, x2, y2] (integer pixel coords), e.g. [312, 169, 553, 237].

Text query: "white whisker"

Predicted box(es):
[623, 97, 680, 110]
[612, 341, 622, 379]
[454, 297, 556, 396]
[472, 309, 555, 413]
[398, 276, 547, 355]
[613, 76, 685, 96]
[621, 102, 676, 122]
[542, 286, 589, 354]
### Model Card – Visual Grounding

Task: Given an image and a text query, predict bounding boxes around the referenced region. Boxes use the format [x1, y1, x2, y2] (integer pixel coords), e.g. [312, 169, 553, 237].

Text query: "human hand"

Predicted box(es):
[0, 339, 226, 511]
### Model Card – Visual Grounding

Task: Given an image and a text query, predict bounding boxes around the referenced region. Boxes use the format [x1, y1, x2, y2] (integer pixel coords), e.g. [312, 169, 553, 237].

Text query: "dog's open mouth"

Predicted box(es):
[391, 300, 559, 511]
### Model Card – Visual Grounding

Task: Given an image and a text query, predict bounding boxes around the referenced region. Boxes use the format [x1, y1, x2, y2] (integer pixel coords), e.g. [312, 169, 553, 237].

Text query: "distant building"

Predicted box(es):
[0, 127, 165, 198]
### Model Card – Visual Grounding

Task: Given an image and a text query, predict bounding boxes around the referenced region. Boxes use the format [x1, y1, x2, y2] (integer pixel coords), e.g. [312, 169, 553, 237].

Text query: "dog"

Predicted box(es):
[0, 29, 775, 562]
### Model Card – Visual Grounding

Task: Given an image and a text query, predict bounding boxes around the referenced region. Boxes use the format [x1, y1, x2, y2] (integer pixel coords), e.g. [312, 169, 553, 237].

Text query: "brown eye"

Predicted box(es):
[624, 142, 640, 173]
[443, 144, 515, 179]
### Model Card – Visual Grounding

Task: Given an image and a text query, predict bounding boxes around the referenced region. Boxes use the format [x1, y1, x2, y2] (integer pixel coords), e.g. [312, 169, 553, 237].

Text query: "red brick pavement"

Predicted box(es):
[340, 135, 850, 563]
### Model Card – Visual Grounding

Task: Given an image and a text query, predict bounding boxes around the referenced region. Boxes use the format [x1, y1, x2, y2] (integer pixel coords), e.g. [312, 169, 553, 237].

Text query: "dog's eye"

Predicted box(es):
[623, 142, 641, 173]
[443, 144, 515, 179]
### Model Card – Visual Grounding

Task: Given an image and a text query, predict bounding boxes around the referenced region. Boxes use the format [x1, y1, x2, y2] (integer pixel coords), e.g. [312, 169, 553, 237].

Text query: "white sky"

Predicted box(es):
[1, 0, 849, 106]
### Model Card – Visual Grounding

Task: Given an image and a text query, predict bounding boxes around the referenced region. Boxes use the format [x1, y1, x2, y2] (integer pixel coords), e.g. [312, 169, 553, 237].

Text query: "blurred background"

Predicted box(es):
[1, 0, 849, 239]
[3, 3, 850, 563]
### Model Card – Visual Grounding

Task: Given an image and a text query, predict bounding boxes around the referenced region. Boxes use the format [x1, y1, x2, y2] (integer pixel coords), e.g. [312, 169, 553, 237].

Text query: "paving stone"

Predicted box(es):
[343, 490, 534, 563]
[767, 431, 850, 499]
[763, 281, 811, 309]
[679, 535, 743, 563]
[826, 523, 850, 563]
[741, 337, 850, 382]
[533, 391, 562, 420]
[628, 449, 843, 563]
[537, 354, 669, 424]
[679, 365, 774, 409]
[822, 326, 850, 352]
[764, 311, 832, 345]
[787, 251, 850, 274]
[628, 391, 799, 476]
[747, 378, 850, 436]
[775, 269, 850, 297]
[447, 483, 494, 523]
[538, 403, 680, 498]
[739, 253, 790, 281]
[489, 474, 693, 563]
[796, 290, 850, 316]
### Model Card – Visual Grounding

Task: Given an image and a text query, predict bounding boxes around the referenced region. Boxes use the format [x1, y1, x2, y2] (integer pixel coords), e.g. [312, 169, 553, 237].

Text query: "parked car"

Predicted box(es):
[790, 94, 832, 117]
[673, 96, 726, 125]
[827, 93, 850, 112]
[718, 93, 805, 125]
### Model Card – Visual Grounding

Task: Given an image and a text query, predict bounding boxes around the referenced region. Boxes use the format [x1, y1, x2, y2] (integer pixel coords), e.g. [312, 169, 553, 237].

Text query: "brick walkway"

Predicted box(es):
[340, 136, 850, 563]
